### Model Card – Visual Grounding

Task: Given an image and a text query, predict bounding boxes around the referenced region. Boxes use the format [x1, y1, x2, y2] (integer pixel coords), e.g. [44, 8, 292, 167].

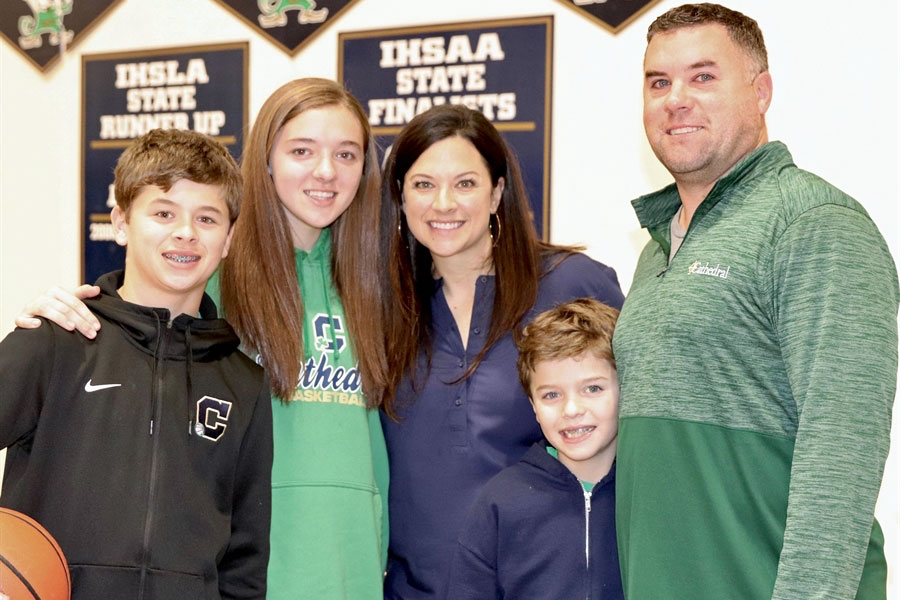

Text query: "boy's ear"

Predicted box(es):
[221, 223, 236, 259]
[110, 206, 128, 247]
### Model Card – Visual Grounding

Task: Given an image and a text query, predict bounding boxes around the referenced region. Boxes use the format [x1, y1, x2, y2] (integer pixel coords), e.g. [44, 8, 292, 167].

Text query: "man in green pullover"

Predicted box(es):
[613, 4, 898, 599]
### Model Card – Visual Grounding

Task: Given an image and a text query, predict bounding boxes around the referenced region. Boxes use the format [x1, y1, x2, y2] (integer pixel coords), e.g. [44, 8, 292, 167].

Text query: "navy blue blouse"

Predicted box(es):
[382, 252, 624, 599]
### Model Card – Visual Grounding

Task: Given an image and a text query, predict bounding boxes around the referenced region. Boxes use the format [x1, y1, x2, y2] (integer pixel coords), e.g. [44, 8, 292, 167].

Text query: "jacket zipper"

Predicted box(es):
[583, 488, 591, 565]
[583, 487, 592, 600]
[138, 321, 170, 599]
[656, 205, 699, 278]
[656, 230, 688, 278]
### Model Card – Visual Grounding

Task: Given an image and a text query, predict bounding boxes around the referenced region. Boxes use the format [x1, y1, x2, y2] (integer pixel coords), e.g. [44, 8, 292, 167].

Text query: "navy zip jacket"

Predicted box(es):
[445, 441, 622, 599]
[0, 270, 273, 599]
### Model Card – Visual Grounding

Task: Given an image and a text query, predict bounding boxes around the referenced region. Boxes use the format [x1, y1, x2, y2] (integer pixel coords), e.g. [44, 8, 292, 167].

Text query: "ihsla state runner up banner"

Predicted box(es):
[82, 43, 247, 283]
[339, 16, 553, 239]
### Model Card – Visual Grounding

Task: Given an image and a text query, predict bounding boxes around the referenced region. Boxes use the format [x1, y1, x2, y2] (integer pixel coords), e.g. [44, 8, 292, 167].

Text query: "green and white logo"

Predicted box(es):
[688, 261, 731, 279]
[258, 0, 328, 28]
[18, 0, 74, 50]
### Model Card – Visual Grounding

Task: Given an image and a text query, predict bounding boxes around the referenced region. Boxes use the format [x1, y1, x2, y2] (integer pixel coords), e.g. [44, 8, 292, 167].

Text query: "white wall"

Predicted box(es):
[2, 0, 898, 594]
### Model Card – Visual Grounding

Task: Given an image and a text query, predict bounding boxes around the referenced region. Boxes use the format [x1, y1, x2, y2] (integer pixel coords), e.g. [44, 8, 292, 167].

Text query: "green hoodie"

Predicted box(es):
[209, 227, 389, 599]
[613, 142, 897, 600]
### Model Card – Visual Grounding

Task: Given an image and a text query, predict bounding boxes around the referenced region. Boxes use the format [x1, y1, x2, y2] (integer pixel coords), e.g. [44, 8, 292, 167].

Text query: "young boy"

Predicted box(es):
[445, 298, 623, 599]
[0, 129, 273, 599]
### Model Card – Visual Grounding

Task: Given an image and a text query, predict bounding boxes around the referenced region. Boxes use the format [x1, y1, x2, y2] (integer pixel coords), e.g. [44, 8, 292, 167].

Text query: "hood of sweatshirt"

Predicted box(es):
[86, 270, 241, 361]
[521, 439, 617, 492]
[86, 270, 243, 437]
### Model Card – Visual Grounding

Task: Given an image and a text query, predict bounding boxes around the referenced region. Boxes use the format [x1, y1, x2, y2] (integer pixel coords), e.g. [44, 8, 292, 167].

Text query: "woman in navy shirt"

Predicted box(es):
[378, 104, 625, 598]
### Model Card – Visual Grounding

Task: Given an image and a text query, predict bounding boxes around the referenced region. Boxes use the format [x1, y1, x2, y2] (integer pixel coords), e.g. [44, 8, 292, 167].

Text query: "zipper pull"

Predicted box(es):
[583, 488, 592, 567]
[149, 419, 154, 436]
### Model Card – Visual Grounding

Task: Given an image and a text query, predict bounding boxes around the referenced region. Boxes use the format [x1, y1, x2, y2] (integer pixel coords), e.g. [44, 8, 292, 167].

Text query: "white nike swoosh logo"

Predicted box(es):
[84, 379, 122, 392]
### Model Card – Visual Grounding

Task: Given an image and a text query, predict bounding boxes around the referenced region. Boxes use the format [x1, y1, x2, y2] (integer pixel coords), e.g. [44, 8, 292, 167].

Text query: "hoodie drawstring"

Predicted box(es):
[186, 324, 194, 438]
[320, 257, 339, 358]
[149, 313, 163, 436]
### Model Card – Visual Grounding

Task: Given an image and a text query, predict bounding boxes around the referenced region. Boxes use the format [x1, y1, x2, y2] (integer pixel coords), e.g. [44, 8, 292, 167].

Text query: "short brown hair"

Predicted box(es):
[516, 298, 619, 395]
[647, 3, 768, 73]
[114, 128, 241, 222]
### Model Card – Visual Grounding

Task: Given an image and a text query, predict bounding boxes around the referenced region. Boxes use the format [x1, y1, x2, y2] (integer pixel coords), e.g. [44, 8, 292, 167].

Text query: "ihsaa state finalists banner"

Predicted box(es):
[339, 16, 553, 239]
[82, 42, 247, 283]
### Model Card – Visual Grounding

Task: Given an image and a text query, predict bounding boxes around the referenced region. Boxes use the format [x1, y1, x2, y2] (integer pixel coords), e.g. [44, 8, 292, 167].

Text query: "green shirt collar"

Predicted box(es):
[546, 445, 595, 492]
[631, 141, 794, 231]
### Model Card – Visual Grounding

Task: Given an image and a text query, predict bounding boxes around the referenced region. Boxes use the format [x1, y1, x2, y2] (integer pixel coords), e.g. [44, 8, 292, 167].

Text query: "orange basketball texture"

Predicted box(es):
[0, 508, 71, 600]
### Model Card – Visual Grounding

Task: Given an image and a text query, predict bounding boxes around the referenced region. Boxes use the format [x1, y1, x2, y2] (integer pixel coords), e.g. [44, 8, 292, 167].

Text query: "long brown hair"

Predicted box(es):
[221, 78, 386, 404]
[380, 104, 575, 418]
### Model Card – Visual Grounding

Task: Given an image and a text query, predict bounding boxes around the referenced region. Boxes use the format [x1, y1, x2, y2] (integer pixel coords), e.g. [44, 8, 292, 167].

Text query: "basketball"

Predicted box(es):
[0, 508, 71, 600]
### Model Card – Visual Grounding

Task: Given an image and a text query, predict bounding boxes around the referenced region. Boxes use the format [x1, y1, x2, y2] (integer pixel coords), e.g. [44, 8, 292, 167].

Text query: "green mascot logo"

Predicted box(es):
[18, 0, 74, 50]
[258, 0, 328, 28]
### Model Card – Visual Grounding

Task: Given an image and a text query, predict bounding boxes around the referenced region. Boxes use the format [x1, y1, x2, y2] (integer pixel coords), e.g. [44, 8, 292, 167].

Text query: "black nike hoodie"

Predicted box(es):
[0, 270, 273, 599]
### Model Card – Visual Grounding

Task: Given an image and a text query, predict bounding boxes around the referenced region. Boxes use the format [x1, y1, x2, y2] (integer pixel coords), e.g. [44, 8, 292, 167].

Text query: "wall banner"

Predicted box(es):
[339, 16, 554, 240]
[554, 0, 662, 33]
[81, 42, 248, 283]
[0, 0, 124, 72]
[212, 0, 361, 55]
